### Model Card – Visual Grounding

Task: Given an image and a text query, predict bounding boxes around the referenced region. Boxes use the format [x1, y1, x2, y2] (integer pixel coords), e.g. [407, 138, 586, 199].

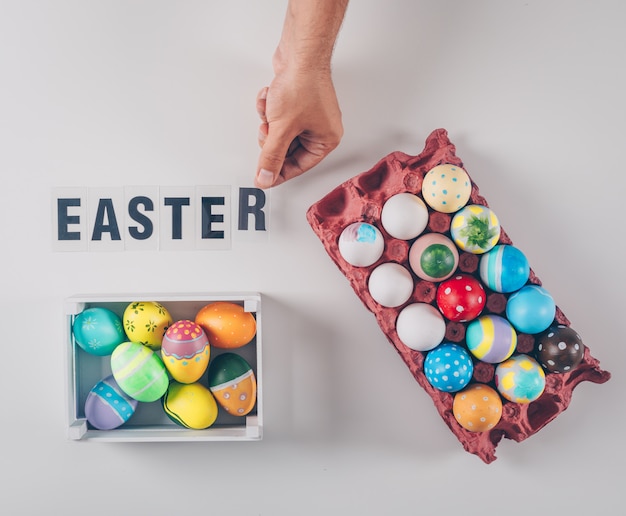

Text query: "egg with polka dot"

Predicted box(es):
[84, 374, 138, 430]
[161, 320, 210, 384]
[208, 353, 257, 416]
[453, 383, 502, 432]
[536, 324, 585, 373]
[424, 343, 474, 393]
[195, 302, 257, 349]
[72, 307, 125, 356]
[436, 274, 486, 322]
[422, 164, 472, 213]
[495, 354, 545, 403]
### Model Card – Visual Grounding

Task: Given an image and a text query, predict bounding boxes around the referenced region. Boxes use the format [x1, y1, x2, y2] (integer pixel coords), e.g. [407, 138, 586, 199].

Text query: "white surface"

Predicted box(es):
[1, 1, 624, 514]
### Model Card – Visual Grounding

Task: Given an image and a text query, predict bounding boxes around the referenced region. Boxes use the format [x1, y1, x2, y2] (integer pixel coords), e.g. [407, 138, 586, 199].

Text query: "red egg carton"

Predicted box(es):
[65, 292, 263, 442]
[306, 129, 610, 463]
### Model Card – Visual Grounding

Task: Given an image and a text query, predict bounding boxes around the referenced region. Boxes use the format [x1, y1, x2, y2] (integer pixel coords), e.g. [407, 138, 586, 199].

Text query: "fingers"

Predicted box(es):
[256, 87, 268, 122]
[255, 126, 294, 189]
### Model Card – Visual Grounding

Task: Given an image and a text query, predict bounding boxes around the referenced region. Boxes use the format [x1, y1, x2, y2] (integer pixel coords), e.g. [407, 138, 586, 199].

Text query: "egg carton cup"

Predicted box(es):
[306, 128, 610, 463]
[65, 292, 263, 442]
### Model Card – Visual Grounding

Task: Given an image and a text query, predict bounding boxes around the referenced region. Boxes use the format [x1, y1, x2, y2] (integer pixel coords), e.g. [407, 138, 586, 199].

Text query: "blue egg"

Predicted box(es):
[506, 285, 555, 334]
[479, 244, 530, 293]
[84, 375, 138, 430]
[424, 343, 474, 392]
[72, 307, 125, 356]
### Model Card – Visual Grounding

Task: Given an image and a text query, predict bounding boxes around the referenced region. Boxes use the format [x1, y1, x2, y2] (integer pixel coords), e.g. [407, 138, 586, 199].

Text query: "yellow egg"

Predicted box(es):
[195, 302, 256, 349]
[162, 381, 218, 429]
[161, 320, 211, 384]
[123, 301, 173, 350]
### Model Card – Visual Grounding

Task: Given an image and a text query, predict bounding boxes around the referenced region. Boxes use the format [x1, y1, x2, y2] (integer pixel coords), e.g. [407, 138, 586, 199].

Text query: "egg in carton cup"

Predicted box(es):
[65, 292, 262, 442]
[306, 128, 610, 463]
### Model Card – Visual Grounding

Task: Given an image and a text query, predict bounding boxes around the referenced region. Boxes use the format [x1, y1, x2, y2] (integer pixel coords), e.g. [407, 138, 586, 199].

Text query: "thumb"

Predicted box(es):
[255, 127, 294, 189]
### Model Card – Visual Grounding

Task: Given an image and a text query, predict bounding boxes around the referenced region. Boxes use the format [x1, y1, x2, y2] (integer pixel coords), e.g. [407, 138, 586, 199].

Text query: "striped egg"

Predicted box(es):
[479, 244, 530, 293]
[161, 320, 210, 384]
[162, 381, 218, 430]
[466, 314, 517, 363]
[111, 342, 169, 402]
[450, 204, 500, 254]
[208, 353, 257, 416]
[84, 374, 138, 430]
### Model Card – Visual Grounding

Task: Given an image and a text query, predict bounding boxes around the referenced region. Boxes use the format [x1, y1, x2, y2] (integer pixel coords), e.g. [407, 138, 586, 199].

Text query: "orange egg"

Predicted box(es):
[195, 302, 256, 349]
[453, 383, 502, 432]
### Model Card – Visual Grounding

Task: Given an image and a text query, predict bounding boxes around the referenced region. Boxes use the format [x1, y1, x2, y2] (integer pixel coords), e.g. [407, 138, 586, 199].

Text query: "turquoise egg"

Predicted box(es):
[495, 354, 545, 403]
[506, 285, 556, 334]
[73, 307, 125, 356]
[479, 244, 530, 293]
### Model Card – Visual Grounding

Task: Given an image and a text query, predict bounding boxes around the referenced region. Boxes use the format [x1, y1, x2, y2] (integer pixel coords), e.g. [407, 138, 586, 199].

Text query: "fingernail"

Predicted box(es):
[257, 168, 274, 188]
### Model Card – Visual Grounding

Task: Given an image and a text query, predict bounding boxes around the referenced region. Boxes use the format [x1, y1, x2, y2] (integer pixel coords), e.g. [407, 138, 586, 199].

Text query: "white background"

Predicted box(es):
[1, 1, 624, 514]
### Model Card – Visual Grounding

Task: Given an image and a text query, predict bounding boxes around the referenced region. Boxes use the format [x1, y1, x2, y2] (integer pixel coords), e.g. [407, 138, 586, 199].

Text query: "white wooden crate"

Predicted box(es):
[65, 292, 263, 441]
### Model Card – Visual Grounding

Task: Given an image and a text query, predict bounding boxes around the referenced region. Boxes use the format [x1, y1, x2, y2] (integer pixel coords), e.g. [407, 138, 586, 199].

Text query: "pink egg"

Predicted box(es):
[161, 320, 211, 384]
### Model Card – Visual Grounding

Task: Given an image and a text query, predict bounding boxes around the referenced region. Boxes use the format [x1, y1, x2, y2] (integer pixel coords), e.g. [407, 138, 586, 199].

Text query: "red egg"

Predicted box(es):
[436, 274, 486, 322]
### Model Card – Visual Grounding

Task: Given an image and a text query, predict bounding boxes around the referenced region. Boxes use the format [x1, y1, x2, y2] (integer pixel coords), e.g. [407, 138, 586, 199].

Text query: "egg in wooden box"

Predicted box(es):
[161, 320, 210, 384]
[84, 374, 138, 430]
[195, 302, 256, 349]
[123, 301, 173, 350]
[110, 341, 169, 402]
[162, 381, 218, 429]
[207, 353, 257, 416]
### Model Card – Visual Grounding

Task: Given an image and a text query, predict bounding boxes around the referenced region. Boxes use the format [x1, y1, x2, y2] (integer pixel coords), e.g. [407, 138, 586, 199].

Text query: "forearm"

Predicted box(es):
[274, 0, 349, 76]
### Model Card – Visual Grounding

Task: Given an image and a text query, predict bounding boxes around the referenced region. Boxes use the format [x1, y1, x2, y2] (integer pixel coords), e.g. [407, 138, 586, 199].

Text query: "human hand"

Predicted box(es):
[254, 70, 343, 189]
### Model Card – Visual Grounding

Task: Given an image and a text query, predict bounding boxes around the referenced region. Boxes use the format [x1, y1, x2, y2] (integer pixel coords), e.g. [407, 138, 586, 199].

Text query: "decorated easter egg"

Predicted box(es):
[161, 320, 210, 384]
[368, 262, 414, 308]
[506, 285, 556, 334]
[84, 374, 138, 430]
[436, 274, 486, 322]
[162, 381, 219, 429]
[208, 353, 257, 416]
[479, 244, 530, 293]
[110, 342, 169, 402]
[72, 307, 125, 356]
[421, 164, 472, 213]
[123, 301, 173, 350]
[395, 302, 446, 352]
[450, 205, 500, 254]
[536, 324, 585, 373]
[495, 354, 546, 403]
[453, 383, 502, 432]
[380, 192, 429, 240]
[424, 342, 474, 393]
[338, 222, 385, 267]
[408, 233, 459, 282]
[465, 314, 517, 364]
[195, 302, 256, 349]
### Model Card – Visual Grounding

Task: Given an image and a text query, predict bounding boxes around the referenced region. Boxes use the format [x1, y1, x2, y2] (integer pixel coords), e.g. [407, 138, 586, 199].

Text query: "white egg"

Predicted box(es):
[395, 302, 446, 351]
[338, 222, 385, 267]
[368, 262, 414, 307]
[381, 193, 429, 240]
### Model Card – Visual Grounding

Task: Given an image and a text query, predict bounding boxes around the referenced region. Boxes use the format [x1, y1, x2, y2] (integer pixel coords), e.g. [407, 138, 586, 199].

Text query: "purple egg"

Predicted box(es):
[84, 375, 138, 430]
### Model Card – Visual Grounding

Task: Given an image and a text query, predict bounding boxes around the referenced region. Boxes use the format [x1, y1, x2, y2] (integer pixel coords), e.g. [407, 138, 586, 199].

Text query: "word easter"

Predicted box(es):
[52, 186, 269, 251]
